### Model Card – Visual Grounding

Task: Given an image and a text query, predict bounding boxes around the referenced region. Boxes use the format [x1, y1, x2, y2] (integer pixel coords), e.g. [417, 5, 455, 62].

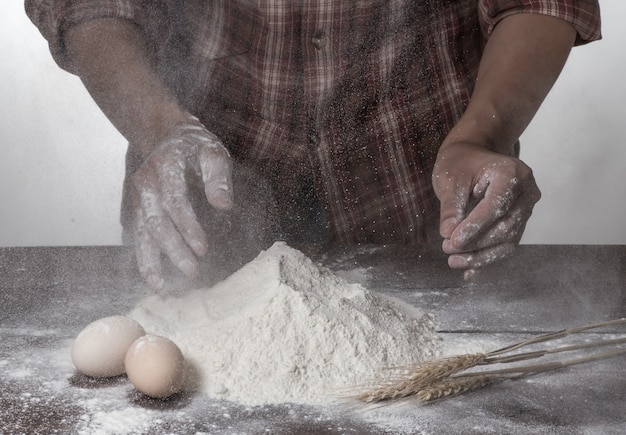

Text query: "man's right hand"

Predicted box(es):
[131, 119, 234, 291]
[64, 18, 235, 290]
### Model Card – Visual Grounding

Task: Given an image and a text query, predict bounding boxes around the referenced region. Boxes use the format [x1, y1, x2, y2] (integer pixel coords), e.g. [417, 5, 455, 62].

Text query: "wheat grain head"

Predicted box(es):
[356, 353, 486, 403]
[415, 374, 494, 403]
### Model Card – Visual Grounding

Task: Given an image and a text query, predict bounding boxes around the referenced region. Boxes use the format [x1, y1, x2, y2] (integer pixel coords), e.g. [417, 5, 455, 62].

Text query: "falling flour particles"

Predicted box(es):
[129, 242, 442, 406]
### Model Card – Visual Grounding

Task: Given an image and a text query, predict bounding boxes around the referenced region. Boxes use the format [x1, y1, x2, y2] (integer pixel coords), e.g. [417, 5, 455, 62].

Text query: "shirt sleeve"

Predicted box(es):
[25, 0, 170, 73]
[478, 0, 601, 45]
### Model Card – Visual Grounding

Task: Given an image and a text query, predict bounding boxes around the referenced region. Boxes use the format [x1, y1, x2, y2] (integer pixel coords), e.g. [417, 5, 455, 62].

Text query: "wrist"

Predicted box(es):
[440, 107, 518, 158]
[132, 107, 194, 160]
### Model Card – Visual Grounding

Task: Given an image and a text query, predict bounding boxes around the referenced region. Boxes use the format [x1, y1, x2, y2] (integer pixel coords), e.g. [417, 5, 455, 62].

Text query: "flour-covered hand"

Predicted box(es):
[433, 142, 541, 279]
[131, 119, 233, 290]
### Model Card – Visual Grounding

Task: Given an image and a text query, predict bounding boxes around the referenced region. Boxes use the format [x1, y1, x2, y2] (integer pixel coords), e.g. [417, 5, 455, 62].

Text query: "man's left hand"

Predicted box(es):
[432, 142, 541, 279]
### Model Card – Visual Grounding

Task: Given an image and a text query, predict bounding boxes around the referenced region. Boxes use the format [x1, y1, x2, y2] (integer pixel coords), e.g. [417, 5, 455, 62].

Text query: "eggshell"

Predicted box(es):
[125, 334, 185, 399]
[71, 316, 145, 378]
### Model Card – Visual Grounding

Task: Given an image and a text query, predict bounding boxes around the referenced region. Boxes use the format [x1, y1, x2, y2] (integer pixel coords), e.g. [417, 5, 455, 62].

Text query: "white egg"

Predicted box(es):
[71, 316, 145, 378]
[125, 334, 185, 399]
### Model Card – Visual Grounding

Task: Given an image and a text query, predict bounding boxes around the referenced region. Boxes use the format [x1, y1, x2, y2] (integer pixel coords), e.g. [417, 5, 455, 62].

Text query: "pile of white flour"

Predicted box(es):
[129, 242, 441, 406]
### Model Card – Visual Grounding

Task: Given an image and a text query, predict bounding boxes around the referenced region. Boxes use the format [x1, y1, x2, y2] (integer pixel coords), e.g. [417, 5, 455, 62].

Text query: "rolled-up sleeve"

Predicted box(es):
[25, 0, 169, 73]
[479, 0, 601, 45]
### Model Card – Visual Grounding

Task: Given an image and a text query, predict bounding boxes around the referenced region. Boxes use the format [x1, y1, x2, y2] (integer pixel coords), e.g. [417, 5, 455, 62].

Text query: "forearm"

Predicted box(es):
[65, 18, 189, 159]
[442, 13, 577, 153]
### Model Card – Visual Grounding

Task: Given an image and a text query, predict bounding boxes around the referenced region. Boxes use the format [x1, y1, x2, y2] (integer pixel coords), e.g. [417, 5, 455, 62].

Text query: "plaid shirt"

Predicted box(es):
[26, 0, 601, 244]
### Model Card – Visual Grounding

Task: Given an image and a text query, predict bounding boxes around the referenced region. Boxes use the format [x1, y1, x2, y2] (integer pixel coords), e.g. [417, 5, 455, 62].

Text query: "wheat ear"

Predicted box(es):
[356, 353, 486, 403]
[353, 318, 626, 405]
[415, 374, 497, 403]
[413, 346, 626, 404]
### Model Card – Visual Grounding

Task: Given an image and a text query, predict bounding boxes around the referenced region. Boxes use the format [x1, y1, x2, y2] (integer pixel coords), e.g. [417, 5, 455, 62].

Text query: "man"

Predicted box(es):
[26, 1, 601, 290]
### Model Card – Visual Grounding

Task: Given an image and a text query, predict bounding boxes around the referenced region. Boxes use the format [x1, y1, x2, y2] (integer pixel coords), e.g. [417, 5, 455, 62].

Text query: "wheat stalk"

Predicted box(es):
[353, 318, 626, 405]
[483, 336, 626, 365]
[487, 318, 626, 357]
[462, 346, 626, 378]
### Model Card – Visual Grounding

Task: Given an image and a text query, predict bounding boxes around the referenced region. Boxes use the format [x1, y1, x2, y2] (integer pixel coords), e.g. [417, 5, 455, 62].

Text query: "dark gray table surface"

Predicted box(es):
[1, 244, 625, 434]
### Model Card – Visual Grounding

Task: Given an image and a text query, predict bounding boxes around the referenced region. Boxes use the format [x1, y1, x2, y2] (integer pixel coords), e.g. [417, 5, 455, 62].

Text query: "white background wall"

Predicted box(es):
[1, 2, 624, 247]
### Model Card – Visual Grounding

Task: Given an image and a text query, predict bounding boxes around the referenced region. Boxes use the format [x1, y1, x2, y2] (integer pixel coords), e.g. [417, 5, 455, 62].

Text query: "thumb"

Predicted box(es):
[199, 146, 234, 210]
[436, 183, 469, 240]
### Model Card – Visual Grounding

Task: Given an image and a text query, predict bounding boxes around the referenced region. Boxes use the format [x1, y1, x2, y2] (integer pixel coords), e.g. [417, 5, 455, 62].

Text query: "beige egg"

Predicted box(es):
[125, 334, 185, 399]
[71, 316, 145, 378]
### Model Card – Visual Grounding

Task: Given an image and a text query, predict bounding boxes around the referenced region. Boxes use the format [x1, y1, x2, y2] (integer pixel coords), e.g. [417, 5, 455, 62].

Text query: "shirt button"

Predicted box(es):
[312, 29, 328, 50]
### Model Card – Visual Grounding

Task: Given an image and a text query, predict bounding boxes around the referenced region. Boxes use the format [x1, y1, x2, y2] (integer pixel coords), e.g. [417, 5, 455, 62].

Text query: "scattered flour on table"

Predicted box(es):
[129, 242, 442, 406]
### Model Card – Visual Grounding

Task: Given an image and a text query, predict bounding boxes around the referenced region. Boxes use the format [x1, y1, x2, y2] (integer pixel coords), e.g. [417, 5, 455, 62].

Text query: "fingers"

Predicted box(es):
[443, 194, 530, 280]
[446, 201, 523, 270]
[448, 240, 517, 270]
[449, 241, 518, 282]
[443, 172, 519, 253]
[435, 175, 470, 240]
[443, 193, 537, 279]
[134, 208, 164, 291]
[133, 163, 200, 283]
[175, 121, 234, 210]
[159, 153, 208, 257]
[199, 145, 233, 210]
[443, 183, 532, 274]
